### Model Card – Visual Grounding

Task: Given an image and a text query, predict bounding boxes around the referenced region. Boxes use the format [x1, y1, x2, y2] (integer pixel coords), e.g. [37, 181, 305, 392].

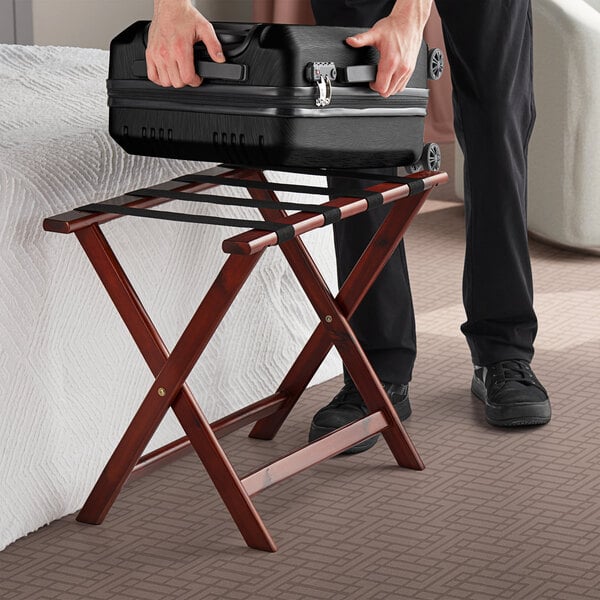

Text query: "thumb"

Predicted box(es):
[346, 31, 375, 48]
[200, 27, 225, 63]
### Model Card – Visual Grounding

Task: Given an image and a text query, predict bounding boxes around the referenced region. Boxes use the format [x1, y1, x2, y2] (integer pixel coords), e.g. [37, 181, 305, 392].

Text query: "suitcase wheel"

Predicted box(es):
[427, 48, 444, 81]
[407, 142, 442, 173]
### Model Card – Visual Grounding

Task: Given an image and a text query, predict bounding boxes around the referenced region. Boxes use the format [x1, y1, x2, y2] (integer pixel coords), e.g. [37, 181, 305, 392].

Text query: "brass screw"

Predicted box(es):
[158, 387, 166, 397]
[324, 315, 333, 323]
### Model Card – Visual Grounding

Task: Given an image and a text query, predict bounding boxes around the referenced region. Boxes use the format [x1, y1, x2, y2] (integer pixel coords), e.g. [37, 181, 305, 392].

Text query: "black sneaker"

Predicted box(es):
[471, 359, 551, 427]
[308, 381, 411, 454]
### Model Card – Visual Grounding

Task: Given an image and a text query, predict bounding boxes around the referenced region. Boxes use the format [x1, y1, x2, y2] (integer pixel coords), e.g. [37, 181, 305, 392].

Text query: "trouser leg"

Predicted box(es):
[313, 0, 538, 375]
[330, 172, 417, 385]
[435, 0, 537, 365]
[312, 0, 417, 385]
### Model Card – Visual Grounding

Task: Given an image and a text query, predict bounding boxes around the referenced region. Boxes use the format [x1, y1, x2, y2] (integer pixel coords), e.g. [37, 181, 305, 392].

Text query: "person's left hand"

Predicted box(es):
[346, 1, 430, 97]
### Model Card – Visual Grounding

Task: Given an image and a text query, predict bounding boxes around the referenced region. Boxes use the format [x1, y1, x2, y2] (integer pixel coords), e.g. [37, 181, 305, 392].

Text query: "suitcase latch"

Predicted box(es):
[306, 62, 337, 107]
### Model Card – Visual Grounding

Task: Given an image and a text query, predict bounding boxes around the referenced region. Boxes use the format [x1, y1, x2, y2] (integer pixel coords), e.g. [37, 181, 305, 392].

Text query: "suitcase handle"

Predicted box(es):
[338, 65, 377, 84]
[212, 23, 259, 57]
[195, 60, 247, 81]
[132, 59, 247, 81]
[138, 22, 252, 81]
[339, 47, 444, 83]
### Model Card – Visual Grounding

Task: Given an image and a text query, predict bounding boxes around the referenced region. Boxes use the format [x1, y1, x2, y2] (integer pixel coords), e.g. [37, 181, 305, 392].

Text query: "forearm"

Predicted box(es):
[153, 0, 193, 15]
[389, 0, 433, 31]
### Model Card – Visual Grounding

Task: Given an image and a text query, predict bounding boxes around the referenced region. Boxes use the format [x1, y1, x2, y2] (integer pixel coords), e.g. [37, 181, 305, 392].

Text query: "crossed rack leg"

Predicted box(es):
[43, 165, 447, 551]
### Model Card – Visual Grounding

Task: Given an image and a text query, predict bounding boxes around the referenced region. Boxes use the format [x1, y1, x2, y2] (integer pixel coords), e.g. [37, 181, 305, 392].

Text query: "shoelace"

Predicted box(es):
[489, 360, 544, 391]
[332, 383, 365, 408]
[333, 382, 408, 407]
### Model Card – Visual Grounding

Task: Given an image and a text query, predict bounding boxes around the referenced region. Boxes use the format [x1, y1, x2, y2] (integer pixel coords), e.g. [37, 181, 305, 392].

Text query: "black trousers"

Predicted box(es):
[311, 0, 538, 384]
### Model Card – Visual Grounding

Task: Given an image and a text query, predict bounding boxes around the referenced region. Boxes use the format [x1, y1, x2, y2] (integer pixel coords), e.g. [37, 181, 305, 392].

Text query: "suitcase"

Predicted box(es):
[107, 21, 443, 169]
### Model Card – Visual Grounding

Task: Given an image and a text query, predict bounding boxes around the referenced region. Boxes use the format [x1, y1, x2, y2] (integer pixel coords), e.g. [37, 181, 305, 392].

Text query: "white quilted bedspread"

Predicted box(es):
[0, 44, 340, 551]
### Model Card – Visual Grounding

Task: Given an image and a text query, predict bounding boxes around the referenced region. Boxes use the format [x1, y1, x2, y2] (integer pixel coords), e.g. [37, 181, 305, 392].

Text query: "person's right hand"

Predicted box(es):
[146, 0, 224, 88]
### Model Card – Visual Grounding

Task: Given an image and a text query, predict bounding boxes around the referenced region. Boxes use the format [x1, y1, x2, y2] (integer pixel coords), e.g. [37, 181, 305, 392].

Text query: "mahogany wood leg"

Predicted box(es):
[273, 230, 425, 470]
[248, 182, 431, 442]
[74, 225, 276, 550]
[170, 390, 277, 551]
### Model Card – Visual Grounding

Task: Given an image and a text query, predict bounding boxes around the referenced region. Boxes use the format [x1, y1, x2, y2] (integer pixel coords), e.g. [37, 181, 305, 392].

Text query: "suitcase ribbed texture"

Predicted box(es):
[108, 22, 430, 169]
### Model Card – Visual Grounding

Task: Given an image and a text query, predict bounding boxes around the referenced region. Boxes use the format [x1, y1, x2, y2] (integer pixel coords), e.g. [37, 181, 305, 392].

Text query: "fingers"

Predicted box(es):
[345, 31, 375, 49]
[146, 11, 223, 88]
[346, 17, 420, 98]
[146, 56, 160, 86]
[147, 34, 201, 88]
[200, 22, 225, 64]
[146, 47, 185, 88]
[371, 53, 412, 97]
[146, 29, 189, 87]
[177, 40, 201, 88]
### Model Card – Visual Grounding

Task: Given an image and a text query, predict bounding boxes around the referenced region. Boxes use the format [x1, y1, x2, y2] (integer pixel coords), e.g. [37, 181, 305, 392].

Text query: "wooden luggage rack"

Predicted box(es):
[43, 164, 447, 552]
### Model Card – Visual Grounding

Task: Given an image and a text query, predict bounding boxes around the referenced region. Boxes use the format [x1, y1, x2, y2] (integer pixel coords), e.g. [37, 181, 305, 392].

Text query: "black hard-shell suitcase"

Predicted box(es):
[107, 21, 443, 169]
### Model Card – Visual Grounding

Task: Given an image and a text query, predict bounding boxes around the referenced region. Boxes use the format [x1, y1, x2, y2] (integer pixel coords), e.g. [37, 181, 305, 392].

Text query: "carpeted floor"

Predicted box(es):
[1, 200, 599, 600]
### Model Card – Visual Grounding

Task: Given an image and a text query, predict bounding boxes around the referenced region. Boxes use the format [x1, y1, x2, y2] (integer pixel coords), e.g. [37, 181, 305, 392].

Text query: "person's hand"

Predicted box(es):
[346, 0, 432, 97]
[146, 0, 224, 88]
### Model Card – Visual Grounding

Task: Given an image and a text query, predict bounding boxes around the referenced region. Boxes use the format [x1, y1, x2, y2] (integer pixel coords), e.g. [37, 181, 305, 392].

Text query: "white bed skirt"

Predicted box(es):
[0, 44, 341, 551]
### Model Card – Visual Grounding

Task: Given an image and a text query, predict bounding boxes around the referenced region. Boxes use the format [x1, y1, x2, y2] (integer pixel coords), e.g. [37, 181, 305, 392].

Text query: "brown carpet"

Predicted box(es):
[1, 202, 599, 600]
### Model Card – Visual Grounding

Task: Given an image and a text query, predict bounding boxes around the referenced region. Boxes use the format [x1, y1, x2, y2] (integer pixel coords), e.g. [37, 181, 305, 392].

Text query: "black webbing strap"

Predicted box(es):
[220, 164, 426, 196]
[303, 167, 426, 196]
[76, 203, 296, 243]
[73, 165, 422, 244]
[76, 186, 384, 238]
[125, 188, 342, 226]
[364, 192, 385, 209]
[175, 173, 386, 201]
[174, 174, 332, 196]
[175, 173, 380, 202]
[316, 168, 420, 186]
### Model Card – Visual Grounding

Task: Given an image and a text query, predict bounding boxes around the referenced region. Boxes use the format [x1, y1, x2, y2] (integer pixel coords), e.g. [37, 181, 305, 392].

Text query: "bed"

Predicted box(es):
[0, 43, 340, 551]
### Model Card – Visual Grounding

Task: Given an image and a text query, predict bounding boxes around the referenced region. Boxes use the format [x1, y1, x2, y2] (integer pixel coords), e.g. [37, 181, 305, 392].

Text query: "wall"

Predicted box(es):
[0, 0, 16, 43]
[1, 0, 33, 44]
[196, 0, 252, 21]
[29, 0, 251, 50]
[31, 0, 154, 49]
